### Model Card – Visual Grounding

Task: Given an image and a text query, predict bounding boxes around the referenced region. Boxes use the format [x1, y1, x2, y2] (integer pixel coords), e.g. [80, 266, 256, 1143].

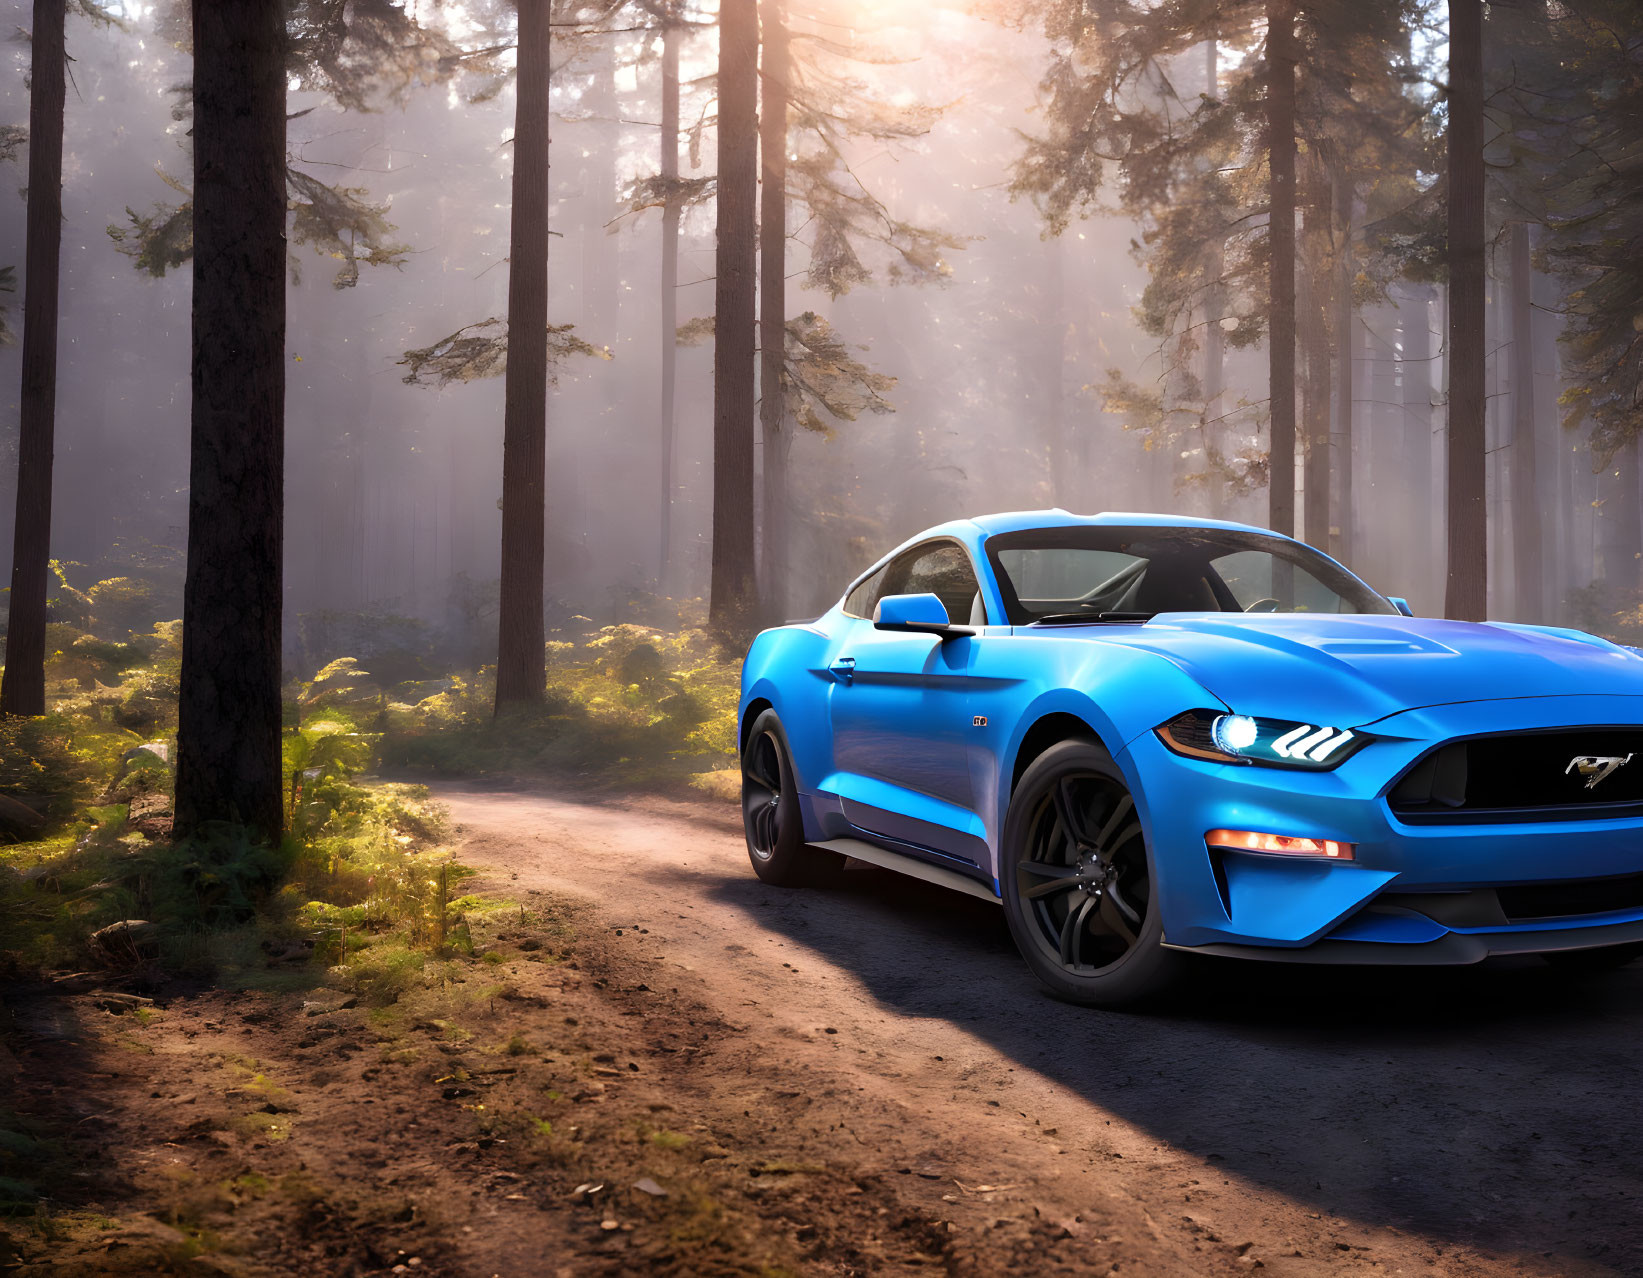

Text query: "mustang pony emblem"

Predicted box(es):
[1566, 753, 1635, 790]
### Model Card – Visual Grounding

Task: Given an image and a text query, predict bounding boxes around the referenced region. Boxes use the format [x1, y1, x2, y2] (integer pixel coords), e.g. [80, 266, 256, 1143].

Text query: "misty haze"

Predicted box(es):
[2, 1, 1642, 1274]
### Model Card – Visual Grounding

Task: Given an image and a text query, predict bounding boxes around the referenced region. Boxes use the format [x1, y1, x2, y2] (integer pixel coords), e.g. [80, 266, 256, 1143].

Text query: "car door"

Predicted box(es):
[825, 539, 993, 868]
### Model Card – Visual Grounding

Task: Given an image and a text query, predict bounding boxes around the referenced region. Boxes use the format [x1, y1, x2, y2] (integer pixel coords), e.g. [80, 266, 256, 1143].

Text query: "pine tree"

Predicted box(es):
[172, 0, 288, 839]
[494, 0, 554, 709]
[1268, 0, 1297, 538]
[1444, 0, 1487, 621]
[759, 0, 791, 618]
[0, 0, 66, 719]
[1513, 0, 1643, 598]
[658, 0, 684, 582]
[710, 0, 760, 628]
[1015, 0, 1433, 540]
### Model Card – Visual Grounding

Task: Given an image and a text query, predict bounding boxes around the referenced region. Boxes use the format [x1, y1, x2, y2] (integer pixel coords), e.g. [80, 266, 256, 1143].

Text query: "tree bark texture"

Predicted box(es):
[495, 0, 551, 709]
[1332, 174, 1354, 566]
[1399, 285, 1436, 609]
[658, 4, 681, 581]
[1301, 193, 1327, 548]
[173, 0, 287, 840]
[1302, 255, 1331, 551]
[0, 0, 66, 719]
[1266, 0, 1297, 539]
[710, 0, 760, 627]
[1202, 37, 1227, 519]
[1444, 0, 1487, 620]
[759, 0, 790, 619]
[1509, 220, 1543, 620]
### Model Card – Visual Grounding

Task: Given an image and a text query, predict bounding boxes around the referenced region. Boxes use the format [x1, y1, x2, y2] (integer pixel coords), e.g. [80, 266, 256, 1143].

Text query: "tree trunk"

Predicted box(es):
[1445, 0, 1487, 620]
[759, 0, 790, 619]
[1509, 220, 1543, 620]
[1266, 0, 1297, 539]
[1202, 37, 1227, 519]
[172, 0, 286, 840]
[1332, 173, 1355, 566]
[0, 0, 66, 719]
[1302, 258, 1331, 550]
[710, 0, 760, 627]
[1400, 285, 1435, 609]
[658, 4, 681, 583]
[494, 1, 551, 710]
[1302, 188, 1331, 550]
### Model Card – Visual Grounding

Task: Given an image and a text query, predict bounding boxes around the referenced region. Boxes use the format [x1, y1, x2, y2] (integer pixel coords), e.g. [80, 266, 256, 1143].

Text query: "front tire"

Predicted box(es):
[1000, 738, 1180, 1007]
[741, 710, 843, 888]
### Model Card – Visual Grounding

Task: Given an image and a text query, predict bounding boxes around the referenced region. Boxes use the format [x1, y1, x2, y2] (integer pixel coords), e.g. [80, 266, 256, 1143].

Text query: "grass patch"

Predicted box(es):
[377, 616, 740, 787]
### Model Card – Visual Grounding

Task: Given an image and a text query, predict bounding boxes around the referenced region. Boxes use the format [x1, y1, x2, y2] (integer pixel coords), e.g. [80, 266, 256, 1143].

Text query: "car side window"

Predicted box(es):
[882, 542, 985, 625]
[841, 565, 887, 619]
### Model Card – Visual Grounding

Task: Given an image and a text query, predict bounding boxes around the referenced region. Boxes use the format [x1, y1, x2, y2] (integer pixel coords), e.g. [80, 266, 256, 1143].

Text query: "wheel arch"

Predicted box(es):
[1009, 711, 1109, 799]
[739, 697, 775, 754]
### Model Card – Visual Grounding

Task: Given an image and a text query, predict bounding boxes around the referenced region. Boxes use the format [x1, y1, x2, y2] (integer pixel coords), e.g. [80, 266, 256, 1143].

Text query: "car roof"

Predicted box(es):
[836, 510, 1321, 617]
[852, 509, 1296, 585]
[944, 509, 1291, 540]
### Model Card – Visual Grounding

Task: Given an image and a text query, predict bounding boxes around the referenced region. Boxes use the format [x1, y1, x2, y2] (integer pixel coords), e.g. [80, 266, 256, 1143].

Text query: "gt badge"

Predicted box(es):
[1566, 753, 1634, 790]
[973, 715, 987, 727]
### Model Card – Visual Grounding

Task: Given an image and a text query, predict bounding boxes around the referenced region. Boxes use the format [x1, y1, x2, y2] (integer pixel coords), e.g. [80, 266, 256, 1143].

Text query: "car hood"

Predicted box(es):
[1067, 613, 1643, 727]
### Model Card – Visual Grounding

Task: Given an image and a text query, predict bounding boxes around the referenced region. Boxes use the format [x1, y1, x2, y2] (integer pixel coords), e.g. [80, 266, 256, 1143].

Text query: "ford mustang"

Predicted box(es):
[736, 510, 1643, 1005]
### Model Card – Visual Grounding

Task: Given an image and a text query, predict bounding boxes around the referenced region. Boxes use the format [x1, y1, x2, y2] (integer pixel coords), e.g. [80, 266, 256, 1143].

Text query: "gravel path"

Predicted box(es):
[440, 780, 1643, 1278]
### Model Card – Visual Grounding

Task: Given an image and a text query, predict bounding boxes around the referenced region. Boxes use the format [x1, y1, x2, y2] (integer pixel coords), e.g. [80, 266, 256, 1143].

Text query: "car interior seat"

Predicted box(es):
[1131, 564, 1219, 614]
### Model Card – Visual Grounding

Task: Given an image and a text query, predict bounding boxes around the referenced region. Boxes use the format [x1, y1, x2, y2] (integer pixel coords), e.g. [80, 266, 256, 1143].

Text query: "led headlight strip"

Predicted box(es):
[1268, 722, 1357, 762]
[1156, 709, 1369, 770]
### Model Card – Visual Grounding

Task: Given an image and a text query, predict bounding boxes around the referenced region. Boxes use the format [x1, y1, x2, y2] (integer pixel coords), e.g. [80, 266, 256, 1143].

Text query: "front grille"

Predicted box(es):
[1389, 728, 1643, 821]
[1497, 872, 1643, 920]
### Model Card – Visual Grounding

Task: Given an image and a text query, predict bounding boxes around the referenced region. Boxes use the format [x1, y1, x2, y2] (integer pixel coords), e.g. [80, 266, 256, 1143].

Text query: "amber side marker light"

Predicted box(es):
[1205, 829, 1356, 860]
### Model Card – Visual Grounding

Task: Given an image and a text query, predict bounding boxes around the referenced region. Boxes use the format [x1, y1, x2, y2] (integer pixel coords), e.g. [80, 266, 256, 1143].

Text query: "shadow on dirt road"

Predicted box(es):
[706, 861, 1643, 1274]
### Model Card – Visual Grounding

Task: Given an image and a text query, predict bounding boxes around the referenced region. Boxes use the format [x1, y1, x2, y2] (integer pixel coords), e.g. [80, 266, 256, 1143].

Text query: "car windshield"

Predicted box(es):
[984, 526, 1396, 624]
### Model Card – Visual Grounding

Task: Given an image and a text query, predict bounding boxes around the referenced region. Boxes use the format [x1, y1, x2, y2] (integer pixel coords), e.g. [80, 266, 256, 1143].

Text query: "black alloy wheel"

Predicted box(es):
[1001, 738, 1179, 1006]
[740, 709, 843, 888]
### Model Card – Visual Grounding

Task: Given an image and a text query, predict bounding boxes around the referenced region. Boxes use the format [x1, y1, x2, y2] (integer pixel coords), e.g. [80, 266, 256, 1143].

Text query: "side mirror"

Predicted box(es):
[873, 592, 975, 638]
[1388, 596, 1414, 617]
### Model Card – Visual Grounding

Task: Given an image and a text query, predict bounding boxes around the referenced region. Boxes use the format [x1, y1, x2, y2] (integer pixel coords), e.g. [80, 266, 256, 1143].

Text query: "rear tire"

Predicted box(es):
[1541, 942, 1643, 972]
[1000, 738, 1180, 1007]
[741, 710, 844, 889]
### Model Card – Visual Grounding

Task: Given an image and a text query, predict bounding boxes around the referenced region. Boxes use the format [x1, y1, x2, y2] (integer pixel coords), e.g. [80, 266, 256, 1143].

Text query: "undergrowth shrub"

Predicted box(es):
[144, 827, 294, 931]
[378, 621, 739, 783]
[0, 716, 94, 819]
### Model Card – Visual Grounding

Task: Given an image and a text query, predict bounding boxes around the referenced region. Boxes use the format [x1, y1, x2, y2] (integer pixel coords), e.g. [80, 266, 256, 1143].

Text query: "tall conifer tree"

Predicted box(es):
[494, 0, 553, 708]
[710, 0, 760, 627]
[173, 0, 287, 838]
[0, 0, 66, 719]
[1445, 0, 1487, 621]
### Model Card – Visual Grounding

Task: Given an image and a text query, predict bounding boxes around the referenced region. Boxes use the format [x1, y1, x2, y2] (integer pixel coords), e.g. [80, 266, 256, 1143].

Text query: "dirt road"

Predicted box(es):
[441, 781, 1643, 1278]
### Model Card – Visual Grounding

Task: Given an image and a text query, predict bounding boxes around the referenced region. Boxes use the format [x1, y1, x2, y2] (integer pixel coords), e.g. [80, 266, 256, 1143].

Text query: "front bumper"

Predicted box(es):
[1121, 694, 1643, 963]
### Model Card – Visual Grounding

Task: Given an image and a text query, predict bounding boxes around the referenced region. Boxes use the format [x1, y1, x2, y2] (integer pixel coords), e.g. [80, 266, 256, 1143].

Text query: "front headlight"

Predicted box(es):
[1156, 709, 1369, 770]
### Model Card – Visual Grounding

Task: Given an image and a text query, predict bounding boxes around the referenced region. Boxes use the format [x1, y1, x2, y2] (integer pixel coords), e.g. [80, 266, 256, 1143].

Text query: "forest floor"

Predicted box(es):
[6, 778, 1643, 1277]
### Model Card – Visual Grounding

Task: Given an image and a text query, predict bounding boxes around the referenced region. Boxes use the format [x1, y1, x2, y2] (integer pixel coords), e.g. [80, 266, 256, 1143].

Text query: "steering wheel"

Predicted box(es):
[1076, 559, 1147, 604]
[1244, 597, 1281, 613]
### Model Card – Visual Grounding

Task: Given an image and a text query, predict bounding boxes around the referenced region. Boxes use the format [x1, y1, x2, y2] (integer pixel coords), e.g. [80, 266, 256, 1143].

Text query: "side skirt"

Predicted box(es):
[809, 837, 1000, 904]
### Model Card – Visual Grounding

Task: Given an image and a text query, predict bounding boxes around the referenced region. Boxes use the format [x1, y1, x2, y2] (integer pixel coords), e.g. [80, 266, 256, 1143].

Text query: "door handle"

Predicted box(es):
[828, 656, 856, 684]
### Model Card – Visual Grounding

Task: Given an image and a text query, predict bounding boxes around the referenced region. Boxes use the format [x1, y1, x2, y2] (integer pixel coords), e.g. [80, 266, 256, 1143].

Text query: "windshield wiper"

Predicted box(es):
[1030, 611, 1156, 626]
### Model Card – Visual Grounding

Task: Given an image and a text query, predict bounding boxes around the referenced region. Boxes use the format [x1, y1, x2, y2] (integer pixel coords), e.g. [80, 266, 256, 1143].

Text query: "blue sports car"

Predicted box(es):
[737, 510, 1643, 1005]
